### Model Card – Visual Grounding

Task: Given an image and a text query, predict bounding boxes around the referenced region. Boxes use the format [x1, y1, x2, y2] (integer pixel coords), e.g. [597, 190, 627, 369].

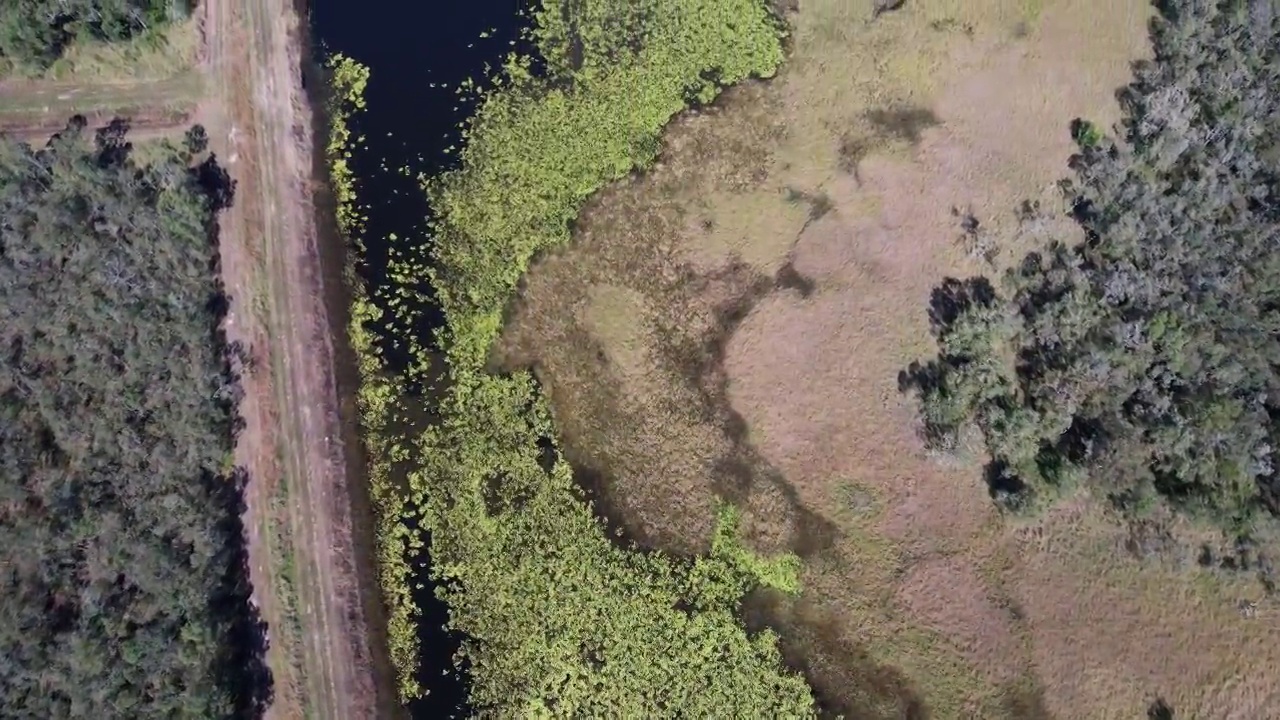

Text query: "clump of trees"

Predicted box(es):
[0, 0, 177, 67]
[0, 118, 268, 716]
[905, 0, 1280, 542]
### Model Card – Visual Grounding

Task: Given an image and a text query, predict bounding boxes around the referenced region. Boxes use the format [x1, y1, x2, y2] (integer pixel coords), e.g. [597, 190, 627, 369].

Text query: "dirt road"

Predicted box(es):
[0, 69, 200, 138]
[0, 71, 202, 109]
[200, 0, 381, 718]
[0, 5, 387, 718]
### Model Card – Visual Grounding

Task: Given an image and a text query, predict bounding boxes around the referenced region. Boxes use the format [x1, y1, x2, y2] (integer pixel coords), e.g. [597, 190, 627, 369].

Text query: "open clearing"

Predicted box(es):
[0, 18, 202, 136]
[497, 0, 1280, 717]
[0, 73, 200, 128]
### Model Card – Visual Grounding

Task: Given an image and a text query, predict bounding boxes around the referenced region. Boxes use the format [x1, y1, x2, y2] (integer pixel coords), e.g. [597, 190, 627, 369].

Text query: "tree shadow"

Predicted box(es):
[183, 124, 273, 719]
[925, 276, 996, 332]
[897, 276, 1000, 451]
[1001, 679, 1053, 720]
[1148, 698, 1175, 720]
[210, 468, 275, 719]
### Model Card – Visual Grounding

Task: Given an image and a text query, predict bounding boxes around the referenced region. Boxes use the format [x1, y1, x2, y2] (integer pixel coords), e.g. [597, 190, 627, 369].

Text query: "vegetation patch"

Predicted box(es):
[267, 458, 307, 709]
[0, 117, 266, 716]
[0, 1, 193, 75]
[903, 2, 1280, 578]
[334, 0, 828, 712]
[323, 51, 421, 698]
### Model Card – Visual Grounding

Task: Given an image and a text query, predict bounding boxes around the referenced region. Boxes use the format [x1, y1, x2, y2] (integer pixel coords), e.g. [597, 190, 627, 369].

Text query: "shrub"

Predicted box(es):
[0, 119, 266, 717]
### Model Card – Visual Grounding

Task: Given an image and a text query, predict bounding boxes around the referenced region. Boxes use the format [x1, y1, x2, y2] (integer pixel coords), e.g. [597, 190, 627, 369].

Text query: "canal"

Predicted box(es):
[310, 0, 530, 716]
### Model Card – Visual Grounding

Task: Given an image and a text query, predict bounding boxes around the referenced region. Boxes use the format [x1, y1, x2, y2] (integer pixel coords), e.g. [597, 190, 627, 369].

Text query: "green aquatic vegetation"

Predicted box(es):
[412, 378, 811, 714]
[323, 54, 423, 696]
[427, 0, 786, 370]
[335, 0, 815, 712]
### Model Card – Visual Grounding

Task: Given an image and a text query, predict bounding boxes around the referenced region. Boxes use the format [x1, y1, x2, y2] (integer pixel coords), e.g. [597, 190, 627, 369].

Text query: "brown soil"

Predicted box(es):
[198, 1, 393, 718]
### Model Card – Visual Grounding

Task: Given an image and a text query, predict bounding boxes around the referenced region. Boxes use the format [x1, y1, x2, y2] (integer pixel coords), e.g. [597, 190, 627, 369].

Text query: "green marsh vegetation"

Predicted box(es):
[328, 0, 828, 713]
[324, 51, 425, 699]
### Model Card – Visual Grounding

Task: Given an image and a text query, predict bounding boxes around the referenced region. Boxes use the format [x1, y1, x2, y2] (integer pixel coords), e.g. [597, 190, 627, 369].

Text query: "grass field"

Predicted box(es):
[495, 0, 1280, 716]
[0, 19, 202, 138]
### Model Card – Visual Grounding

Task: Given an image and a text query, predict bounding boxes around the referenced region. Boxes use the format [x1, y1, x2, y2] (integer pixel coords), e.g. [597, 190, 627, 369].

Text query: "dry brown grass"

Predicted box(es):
[894, 556, 1024, 686]
[496, 0, 1280, 717]
[0, 19, 200, 83]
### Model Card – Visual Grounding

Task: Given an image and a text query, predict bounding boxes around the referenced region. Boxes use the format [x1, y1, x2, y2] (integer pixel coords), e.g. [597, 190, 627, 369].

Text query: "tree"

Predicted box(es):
[0, 118, 267, 717]
[0, 0, 175, 68]
[905, 0, 1280, 541]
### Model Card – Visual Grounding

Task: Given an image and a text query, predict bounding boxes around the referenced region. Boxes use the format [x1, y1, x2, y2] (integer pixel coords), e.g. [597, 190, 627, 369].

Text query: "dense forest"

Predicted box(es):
[0, 119, 268, 717]
[907, 0, 1280, 567]
[0, 0, 179, 67]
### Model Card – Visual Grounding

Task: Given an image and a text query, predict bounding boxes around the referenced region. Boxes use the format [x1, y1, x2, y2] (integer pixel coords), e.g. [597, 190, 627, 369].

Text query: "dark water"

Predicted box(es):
[311, 1, 529, 716]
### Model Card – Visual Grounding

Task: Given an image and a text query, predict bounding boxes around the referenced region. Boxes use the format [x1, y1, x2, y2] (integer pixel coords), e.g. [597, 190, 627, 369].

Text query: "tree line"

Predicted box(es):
[905, 0, 1279, 579]
[0, 0, 177, 67]
[0, 118, 269, 717]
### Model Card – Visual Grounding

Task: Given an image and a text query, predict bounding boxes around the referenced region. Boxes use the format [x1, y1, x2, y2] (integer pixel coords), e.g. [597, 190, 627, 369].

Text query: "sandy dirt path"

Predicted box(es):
[201, 0, 380, 718]
[0, 71, 200, 137]
[0, 71, 202, 107]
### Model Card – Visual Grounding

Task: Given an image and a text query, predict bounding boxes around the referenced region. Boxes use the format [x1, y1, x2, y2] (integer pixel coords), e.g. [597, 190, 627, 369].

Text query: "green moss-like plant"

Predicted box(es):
[1071, 118, 1104, 148]
[339, 0, 815, 713]
[323, 54, 422, 697]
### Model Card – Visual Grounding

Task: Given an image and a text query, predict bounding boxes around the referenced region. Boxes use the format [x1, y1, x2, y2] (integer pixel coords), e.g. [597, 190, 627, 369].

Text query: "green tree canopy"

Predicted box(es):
[0, 0, 173, 67]
[0, 118, 267, 717]
[906, 0, 1280, 540]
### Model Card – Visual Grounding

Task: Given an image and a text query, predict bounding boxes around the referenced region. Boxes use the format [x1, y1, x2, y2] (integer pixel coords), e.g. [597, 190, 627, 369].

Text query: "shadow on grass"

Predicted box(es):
[1001, 681, 1054, 720]
[568, 458, 665, 551]
[776, 259, 816, 298]
[865, 105, 940, 145]
[654, 259, 839, 560]
[744, 590, 929, 719]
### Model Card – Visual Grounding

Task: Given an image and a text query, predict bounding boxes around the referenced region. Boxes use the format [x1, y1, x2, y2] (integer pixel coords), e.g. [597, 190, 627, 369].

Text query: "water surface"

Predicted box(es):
[312, 1, 529, 715]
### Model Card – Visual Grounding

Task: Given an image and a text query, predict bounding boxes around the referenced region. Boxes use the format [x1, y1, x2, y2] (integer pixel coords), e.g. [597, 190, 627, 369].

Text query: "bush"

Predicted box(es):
[0, 119, 266, 717]
[0, 0, 173, 68]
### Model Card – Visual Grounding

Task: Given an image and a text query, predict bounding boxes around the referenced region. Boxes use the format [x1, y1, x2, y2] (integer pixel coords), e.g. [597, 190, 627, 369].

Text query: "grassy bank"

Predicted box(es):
[331, 0, 823, 713]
